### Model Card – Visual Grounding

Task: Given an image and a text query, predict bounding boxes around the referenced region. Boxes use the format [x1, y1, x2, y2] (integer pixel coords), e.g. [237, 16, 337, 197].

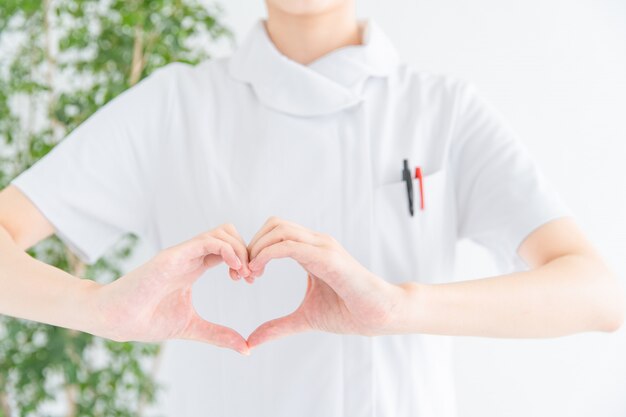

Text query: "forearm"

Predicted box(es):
[393, 254, 625, 338]
[0, 226, 102, 335]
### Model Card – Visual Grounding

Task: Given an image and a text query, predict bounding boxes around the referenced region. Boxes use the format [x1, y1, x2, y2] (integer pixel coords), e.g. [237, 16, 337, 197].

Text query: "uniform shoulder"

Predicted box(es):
[394, 64, 477, 98]
[389, 65, 488, 117]
[161, 58, 230, 75]
[148, 58, 231, 87]
[147, 60, 206, 80]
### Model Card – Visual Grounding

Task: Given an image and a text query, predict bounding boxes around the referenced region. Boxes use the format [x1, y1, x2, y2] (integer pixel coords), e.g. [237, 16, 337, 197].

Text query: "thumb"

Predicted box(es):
[246, 311, 311, 350]
[181, 314, 250, 355]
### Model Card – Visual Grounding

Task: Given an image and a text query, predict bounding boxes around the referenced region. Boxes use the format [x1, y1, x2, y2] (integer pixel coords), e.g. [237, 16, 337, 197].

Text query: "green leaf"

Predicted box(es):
[0, 0, 232, 413]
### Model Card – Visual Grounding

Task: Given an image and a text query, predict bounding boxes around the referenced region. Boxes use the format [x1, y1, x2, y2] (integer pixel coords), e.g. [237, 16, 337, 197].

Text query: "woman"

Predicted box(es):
[0, 0, 623, 416]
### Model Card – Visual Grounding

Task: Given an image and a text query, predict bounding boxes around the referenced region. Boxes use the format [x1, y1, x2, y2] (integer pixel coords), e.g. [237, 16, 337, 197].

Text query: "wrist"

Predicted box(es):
[382, 281, 425, 335]
[70, 279, 107, 337]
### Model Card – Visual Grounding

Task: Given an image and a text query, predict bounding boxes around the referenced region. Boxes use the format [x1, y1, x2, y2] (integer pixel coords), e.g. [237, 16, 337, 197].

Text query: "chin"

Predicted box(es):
[266, 0, 349, 16]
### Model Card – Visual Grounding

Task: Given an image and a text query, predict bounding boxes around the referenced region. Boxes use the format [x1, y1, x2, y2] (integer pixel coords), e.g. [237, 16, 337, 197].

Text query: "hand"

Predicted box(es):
[245, 216, 408, 349]
[90, 223, 253, 355]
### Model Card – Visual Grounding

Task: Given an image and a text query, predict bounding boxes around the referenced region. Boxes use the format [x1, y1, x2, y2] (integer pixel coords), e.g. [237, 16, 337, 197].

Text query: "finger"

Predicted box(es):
[166, 235, 242, 273]
[215, 227, 254, 283]
[212, 230, 249, 280]
[248, 224, 320, 261]
[246, 217, 281, 257]
[249, 240, 320, 273]
[247, 311, 311, 350]
[181, 314, 250, 355]
[243, 270, 256, 284]
[249, 265, 265, 280]
[215, 225, 252, 278]
[247, 216, 308, 257]
[229, 267, 242, 281]
[210, 239, 243, 272]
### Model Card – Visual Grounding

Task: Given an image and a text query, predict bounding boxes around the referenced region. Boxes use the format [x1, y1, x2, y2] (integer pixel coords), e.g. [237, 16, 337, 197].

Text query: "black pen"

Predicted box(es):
[402, 158, 414, 216]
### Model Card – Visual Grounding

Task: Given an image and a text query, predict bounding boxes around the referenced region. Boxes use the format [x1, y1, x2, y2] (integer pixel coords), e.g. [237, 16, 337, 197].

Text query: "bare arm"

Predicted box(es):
[0, 227, 102, 332]
[394, 217, 626, 337]
[242, 216, 625, 349]
[0, 185, 252, 354]
[0, 185, 98, 333]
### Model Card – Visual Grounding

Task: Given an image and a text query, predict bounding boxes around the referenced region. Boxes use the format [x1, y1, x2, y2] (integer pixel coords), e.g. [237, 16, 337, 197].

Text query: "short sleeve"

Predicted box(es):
[450, 80, 572, 272]
[10, 64, 176, 265]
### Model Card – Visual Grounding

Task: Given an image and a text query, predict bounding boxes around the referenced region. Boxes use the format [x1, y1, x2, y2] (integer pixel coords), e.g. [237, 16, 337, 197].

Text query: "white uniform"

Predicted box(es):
[11, 18, 569, 417]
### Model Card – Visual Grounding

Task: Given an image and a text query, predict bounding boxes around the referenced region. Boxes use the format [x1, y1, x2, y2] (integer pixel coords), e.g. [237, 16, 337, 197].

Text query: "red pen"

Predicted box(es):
[414, 167, 424, 210]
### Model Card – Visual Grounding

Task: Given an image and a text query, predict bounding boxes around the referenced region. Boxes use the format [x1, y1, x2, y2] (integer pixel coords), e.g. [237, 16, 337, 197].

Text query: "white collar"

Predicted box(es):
[228, 18, 400, 117]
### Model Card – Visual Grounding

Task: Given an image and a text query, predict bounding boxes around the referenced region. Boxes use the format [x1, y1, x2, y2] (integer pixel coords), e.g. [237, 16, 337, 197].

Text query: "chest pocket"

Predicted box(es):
[371, 169, 452, 284]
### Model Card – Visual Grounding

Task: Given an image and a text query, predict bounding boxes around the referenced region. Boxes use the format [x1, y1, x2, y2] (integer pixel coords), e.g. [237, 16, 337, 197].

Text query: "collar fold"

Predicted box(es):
[228, 19, 400, 117]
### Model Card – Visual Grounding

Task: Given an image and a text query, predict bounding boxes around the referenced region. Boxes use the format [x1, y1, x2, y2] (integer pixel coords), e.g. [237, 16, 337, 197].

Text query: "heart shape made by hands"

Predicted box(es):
[132, 217, 396, 355]
[191, 255, 310, 347]
[99, 217, 396, 357]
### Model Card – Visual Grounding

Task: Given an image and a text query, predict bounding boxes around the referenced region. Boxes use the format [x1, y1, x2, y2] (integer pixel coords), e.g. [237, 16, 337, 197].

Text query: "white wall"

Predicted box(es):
[210, 1, 626, 416]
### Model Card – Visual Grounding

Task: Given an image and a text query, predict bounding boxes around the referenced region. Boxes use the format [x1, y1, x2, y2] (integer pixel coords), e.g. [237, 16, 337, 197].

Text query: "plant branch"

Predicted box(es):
[43, 0, 63, 138]
[0, 390, 12, 417]
[137, 344, 163, 416]
[65, 383, 77, 417]
[65, 245, 86, 278]
[129, 24, 145, 86]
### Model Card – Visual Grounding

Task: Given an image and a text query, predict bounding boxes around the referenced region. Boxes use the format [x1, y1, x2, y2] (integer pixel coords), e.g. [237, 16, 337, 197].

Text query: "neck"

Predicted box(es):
[265, 3, 362, 65]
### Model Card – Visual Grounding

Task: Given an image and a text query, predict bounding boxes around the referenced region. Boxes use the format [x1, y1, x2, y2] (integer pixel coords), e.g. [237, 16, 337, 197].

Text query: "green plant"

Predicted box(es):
[0, 1, 232, 415]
